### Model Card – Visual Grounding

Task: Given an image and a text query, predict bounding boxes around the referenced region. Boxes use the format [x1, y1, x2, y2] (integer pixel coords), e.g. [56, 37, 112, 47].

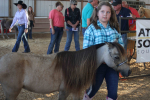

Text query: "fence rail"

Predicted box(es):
[119, 17, 150, 33]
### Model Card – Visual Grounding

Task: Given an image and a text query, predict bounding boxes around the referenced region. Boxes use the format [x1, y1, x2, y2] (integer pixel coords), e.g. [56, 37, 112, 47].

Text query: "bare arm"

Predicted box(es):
[49, 19, 54, 30]
[87, 18, 90, 26]
[49, 19, 55, 34]
[75, 21, 79, 27]
[67, 20, 73, 27]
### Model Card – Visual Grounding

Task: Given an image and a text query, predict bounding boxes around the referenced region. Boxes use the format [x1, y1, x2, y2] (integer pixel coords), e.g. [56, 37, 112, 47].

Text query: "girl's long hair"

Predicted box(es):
[90, 2, 120, 32]
[28, 6, 34, 15]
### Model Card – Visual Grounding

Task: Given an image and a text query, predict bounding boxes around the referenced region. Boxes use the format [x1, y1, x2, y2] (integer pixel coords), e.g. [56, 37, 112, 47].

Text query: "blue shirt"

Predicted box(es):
[116, 7, 131, 32]
[10, 9, 28, 28]
[83, 20, 124, 49]
[82, 3, 94, 28]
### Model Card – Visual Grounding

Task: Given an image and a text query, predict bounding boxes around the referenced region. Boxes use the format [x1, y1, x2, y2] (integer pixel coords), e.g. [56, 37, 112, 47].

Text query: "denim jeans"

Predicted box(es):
[121, 33, 127, 51]
[86, 64, 119, 99]
[47, 27, 63, 54]
[82, 28, 86, 36]
[12, 25, 30, 52]
[64, 26, 80, 51]
[26, 20, 33, 39]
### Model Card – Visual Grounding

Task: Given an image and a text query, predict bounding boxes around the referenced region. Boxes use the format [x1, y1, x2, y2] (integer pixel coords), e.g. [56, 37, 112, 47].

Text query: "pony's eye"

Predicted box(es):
[115, 57, 119, 59]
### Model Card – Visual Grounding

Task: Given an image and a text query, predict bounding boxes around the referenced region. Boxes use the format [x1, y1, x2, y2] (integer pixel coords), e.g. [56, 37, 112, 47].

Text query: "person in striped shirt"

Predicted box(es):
[82, 2, 124, 100]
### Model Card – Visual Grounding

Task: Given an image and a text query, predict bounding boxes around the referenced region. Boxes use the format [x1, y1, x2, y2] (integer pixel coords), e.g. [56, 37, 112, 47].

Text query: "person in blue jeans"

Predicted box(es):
[9, 1, 30, 53]
[47, 27, 63, 54]
[26, 6, 35, 39]
[47, 1, 65, 54]
[82, 2, 124, 100]
[65, 26, 80, 51]
[64, 0, 81, 51]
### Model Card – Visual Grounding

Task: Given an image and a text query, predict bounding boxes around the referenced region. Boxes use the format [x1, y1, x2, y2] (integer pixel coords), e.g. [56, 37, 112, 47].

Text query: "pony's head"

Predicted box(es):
[138, 7, 145, 17]
[102, 42, 131, 77]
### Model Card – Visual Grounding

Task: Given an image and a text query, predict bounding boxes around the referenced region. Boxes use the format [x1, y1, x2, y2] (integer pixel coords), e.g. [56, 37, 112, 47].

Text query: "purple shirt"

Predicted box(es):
[10, 9, 28, 28]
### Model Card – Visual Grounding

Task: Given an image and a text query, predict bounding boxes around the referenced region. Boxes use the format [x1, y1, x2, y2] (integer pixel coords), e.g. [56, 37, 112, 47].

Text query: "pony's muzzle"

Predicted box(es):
[120, 69, 132, 77]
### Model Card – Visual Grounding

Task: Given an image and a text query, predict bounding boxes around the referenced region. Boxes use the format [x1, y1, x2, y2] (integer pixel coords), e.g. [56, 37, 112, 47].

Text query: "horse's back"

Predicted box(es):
[0, 52, 62, 93]
[1, 18, 12, 29]
[0, 52, 56, 68]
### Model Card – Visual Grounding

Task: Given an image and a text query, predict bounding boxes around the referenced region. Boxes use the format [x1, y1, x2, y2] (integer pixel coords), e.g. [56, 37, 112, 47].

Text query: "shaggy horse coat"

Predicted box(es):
[0, 42, 129, 100]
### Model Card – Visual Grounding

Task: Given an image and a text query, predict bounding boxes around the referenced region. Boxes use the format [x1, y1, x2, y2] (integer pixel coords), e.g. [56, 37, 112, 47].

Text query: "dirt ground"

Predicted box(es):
[0, 33, 150, 100]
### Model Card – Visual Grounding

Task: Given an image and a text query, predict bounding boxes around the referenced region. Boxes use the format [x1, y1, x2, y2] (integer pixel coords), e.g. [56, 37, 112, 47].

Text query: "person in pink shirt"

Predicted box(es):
[47, 1, 65, 54]
[122, 1, 140, 30]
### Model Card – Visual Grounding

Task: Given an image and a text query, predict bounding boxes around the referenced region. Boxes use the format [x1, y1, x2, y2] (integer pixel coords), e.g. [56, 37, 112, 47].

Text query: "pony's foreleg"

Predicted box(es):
[0, 23, 5, 39]
[5, 29, 10, 39]
[1, 84, 22, 100]
[58, 90, 69, 100]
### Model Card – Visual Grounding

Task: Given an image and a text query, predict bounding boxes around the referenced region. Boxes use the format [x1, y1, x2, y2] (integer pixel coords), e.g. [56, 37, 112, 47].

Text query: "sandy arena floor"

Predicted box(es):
[0, 33, 150, 100]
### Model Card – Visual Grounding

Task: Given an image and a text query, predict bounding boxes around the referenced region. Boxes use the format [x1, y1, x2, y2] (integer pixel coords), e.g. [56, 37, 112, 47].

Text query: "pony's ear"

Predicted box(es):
[139, 5, 141, 8]
[106, 42, 114, 49]
[114, 38, 118, 43]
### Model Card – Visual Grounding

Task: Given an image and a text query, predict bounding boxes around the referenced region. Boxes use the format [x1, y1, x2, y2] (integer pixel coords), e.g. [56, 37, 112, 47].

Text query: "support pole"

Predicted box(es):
[34, 0, 36, 16]
[9, 0, 11, 17]
[81, 0, 83, 32]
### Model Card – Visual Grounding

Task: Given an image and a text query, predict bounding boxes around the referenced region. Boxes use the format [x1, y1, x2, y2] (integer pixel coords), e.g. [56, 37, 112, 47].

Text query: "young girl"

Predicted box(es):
[26, 6, 35, 39]
[83, 2, 124, 100]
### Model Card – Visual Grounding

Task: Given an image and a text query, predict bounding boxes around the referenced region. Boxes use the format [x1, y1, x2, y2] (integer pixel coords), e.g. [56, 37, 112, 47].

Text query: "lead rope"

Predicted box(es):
[12, 20, 28, 42]
[21, 32, 28, 42]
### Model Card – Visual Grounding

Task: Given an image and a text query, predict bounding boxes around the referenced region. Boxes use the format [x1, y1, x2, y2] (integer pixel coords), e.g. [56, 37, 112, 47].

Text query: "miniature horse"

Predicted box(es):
[0, 42, 131, 100]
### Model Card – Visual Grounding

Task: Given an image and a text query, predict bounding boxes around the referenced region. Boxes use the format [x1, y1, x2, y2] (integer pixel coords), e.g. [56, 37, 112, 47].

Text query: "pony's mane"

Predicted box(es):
[52, 42, 126, 94]
[140, 7, 150, 10]
[53, 45, 98, 94]
[109, 42, 126, 61]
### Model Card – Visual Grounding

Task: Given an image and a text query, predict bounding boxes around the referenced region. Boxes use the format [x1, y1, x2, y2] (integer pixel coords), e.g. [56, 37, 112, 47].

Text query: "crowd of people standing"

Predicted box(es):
[9, 0, 139, 100]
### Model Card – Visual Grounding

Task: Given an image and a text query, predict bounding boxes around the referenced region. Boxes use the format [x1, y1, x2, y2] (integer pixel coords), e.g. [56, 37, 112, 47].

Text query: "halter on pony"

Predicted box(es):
[108, 42, 128, 68]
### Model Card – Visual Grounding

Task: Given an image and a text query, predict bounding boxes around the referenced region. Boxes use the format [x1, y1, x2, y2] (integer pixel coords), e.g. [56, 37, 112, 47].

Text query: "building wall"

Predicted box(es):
[0, 0, 9, 17]
[36, 0, 82, 17]
[139, 0, 150, 9]
[11, 0, 34, 17]
[0, 0, 86, 17]
[0, 0, 150, 17]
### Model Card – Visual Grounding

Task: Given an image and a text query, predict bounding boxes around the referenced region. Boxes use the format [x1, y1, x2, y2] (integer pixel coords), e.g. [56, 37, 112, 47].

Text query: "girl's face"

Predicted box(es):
[17, 4, 22, 9]
[29, 7, 32, 11]
[97, 5, 111, 24]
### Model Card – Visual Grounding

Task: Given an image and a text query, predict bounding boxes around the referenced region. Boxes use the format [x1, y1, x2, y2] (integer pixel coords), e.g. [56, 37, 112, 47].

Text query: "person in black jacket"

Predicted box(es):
[64, 0, 81, 51]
